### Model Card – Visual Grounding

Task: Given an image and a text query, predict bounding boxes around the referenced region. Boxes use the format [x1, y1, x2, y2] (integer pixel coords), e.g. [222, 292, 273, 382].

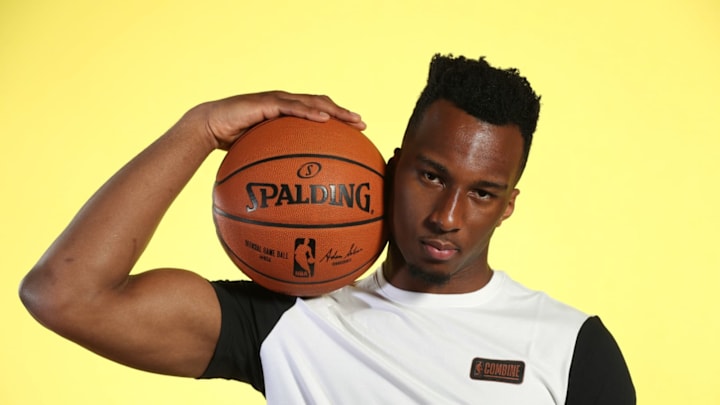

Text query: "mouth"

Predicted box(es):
[420, 239, 459, 261]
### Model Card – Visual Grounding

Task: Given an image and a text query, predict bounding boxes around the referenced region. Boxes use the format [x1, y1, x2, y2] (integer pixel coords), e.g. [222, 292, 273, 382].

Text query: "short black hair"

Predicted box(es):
[405, 54, 541, 180]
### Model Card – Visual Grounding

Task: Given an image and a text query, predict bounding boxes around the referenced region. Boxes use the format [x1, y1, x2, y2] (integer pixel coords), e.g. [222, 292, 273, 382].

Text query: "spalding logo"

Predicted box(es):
[245, 183, 373, 213]
[297, 162, 322, 179]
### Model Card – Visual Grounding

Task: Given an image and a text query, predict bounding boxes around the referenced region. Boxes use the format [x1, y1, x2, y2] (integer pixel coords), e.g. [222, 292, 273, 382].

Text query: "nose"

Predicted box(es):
[428, 188, 462, 233]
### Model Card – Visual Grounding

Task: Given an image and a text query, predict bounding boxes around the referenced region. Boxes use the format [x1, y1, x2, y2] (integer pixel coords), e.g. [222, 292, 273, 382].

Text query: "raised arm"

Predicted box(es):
[19, 91, 365, 377]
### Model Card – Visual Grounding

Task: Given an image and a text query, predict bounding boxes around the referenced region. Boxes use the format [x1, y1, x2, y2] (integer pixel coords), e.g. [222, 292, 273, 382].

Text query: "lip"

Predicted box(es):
[421, 239, 459, 261]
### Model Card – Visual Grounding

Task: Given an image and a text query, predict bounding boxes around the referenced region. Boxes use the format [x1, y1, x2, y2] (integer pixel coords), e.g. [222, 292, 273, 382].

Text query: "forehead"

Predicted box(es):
[403, 100, 524, 183]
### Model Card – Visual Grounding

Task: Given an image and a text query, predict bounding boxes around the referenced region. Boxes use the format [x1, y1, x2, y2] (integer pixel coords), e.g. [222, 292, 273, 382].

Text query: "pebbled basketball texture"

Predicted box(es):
[213, 117, 387, 296]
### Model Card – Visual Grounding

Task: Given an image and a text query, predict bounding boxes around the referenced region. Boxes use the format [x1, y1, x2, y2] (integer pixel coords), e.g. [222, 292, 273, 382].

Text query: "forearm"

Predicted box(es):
[22, 105, 216, 308]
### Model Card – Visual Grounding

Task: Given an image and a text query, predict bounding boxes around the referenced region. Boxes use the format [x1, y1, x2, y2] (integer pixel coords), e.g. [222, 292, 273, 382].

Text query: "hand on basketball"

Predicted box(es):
[191, 91, 366, 150]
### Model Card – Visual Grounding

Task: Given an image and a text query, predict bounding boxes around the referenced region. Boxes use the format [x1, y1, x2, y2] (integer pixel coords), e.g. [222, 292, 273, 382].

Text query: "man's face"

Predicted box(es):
[389, 99, 524, 293]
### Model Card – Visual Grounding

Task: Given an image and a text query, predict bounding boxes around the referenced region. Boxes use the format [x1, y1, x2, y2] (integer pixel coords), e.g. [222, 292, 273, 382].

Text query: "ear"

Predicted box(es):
[496, 188, 520, 227]
[384, 148, 401, 234]
[389, 147, 401, 164]
[384, 148, 401, 198]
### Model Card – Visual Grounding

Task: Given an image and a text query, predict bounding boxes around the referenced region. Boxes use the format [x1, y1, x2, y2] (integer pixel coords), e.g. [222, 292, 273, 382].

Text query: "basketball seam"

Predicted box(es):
[213, 206, 384, 228]
[215, 153, 384, 185]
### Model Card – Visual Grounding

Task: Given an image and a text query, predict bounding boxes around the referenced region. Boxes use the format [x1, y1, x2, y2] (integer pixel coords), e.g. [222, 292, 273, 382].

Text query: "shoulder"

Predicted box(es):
[498, 274, 635, 403]
[498, 271, 588, 329]
[199, 280, 297, 391]
[566, 316, 636, 404]
[209, 279, 298, 338]
[210, 279, 297, 305]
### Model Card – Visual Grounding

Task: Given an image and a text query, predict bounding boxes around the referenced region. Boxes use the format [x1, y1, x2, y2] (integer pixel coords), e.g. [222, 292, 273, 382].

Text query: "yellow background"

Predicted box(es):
[2, 0, 718, 403]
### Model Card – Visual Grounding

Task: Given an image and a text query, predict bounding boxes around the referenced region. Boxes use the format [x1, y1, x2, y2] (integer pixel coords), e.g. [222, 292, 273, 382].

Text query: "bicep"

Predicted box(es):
[65, 269, 221, 378]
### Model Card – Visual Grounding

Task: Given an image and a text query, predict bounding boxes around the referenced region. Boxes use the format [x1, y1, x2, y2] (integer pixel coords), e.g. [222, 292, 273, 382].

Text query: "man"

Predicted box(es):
[20, 54, 635, 403]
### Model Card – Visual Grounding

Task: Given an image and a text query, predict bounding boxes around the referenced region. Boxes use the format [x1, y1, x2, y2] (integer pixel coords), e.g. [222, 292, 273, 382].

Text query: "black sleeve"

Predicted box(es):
[565, 316, 636, 405]
[197, 280, 296, 394]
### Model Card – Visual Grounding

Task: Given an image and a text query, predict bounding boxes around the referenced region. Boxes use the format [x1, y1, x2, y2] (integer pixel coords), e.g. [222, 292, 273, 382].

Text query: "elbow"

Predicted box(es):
[19, 265, 71, 330]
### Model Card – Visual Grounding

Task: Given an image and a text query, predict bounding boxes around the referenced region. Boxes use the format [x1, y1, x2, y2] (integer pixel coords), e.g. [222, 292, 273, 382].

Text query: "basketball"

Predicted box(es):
[213, 117, 387, 296]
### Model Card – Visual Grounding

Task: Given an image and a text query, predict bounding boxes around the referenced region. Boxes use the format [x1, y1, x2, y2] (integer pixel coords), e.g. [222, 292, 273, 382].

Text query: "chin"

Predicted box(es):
[407, 264, 453, 286]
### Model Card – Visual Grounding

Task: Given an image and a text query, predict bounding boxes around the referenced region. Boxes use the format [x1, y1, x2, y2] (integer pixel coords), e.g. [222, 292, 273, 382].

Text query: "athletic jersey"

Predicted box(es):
[200, 269, 635, 404]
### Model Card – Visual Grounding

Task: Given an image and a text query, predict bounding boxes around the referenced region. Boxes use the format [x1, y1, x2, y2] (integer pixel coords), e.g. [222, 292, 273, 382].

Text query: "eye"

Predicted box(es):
[422, 171, 441, 184]
[471, 189, 494, 200]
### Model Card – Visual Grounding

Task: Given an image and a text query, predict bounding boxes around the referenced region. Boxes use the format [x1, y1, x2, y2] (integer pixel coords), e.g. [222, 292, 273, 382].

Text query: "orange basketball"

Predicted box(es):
[213, 117, 387, 296]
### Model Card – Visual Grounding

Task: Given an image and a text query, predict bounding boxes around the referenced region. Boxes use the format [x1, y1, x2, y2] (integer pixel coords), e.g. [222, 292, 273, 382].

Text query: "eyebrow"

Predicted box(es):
[416, 154, 510, 191]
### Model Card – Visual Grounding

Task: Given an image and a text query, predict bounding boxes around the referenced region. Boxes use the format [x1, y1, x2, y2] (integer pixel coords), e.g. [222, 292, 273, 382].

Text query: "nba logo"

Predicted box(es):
[293, 238, 316, 277]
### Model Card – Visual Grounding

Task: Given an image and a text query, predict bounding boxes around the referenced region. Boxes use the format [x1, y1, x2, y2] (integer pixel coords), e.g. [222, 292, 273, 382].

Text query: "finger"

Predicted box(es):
[276, 93, 366, 130]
